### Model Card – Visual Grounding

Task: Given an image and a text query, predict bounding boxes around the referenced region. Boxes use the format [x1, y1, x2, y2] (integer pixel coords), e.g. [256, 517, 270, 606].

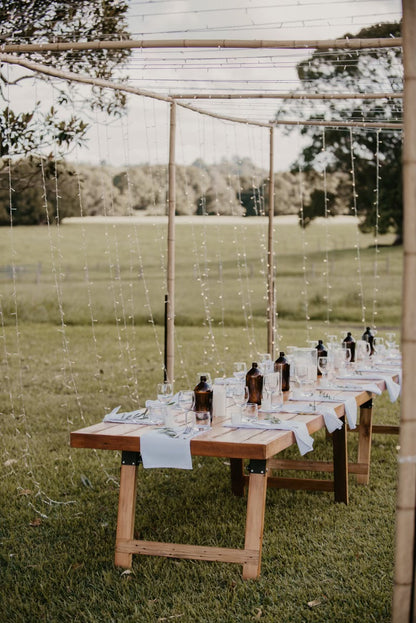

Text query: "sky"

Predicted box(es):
[5, 0, 403, 171]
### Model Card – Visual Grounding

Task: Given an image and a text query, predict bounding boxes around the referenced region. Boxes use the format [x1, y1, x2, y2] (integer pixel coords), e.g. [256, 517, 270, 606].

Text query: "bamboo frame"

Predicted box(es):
[0, 54, 402, 130]
[267, 127, 275, 357]
[166, 101, 176, 385]
[0, 37, 402, 54]
[392, 0, 416, 620]
[171, 92, 403, 100]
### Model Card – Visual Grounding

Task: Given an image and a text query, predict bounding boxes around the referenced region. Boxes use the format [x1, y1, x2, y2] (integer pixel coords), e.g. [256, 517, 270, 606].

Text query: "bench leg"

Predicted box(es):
[332, 416, 348, 504]
[115, 454, 139, 568]
[242, 460, 268, 579]
[357, 399, 373, 485]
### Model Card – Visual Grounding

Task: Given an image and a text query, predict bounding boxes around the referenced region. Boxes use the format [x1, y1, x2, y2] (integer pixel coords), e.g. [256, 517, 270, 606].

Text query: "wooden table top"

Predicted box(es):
[70, 380, 389, 461]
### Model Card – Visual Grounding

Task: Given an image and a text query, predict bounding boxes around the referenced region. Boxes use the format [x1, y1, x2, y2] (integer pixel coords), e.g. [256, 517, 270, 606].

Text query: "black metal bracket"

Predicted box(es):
[360, 399, 373, 410]
[247, 459, 267, 475]
[121, 451, 142, 466]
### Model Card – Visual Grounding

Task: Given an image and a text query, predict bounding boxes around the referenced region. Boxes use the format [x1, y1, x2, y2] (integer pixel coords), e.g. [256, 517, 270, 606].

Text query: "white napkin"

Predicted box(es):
[231, 418, 314, 456]
[290, 393, 357, 430]
[103, 405, 153, 424]
[324, 381, 382, 395]
[282, 402, 344, 434]
[352, 373, 401, 402]
[140, 427, 199, 469]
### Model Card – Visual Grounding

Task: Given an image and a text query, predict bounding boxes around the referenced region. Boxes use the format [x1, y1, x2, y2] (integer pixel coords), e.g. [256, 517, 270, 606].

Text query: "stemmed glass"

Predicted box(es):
[178, 390, 196, 431]
[233, 384, 249, 416]
[233, 362, 247, 382]
[157, 382, 173, 405]
[178, 390, 194, 412]
[317, 356, 329, 380]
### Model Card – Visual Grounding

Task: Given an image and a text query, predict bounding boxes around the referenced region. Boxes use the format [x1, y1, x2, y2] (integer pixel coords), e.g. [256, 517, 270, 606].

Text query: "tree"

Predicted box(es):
[0, 157, 80, 225]
[282, 22, 403, 243]
[0, 0, 130, 157]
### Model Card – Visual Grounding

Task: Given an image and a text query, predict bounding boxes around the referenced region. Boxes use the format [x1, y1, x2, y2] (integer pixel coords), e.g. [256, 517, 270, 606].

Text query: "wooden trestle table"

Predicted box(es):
[70, 376, 396, 579]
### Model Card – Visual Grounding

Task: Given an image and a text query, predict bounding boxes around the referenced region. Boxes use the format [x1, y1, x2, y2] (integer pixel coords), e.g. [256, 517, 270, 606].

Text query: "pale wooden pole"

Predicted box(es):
[392, 0, 416, 620]
[166, 101, 176, 385]
[0, 36, 402, 53]
[172, 92, 403, 100]
[267, 126, 275, 358]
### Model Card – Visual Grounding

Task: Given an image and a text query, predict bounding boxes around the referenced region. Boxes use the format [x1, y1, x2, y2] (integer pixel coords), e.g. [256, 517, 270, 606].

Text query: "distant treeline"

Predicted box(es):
[0, 155, 349, 225]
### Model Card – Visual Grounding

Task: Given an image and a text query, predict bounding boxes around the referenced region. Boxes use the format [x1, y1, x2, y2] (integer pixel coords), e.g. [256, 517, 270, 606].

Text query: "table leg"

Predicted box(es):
[332, 416, 348, 504]
[114, 452, 139, 568]
[230, 458, 245, 496]
[242, 460, 268, 579]
[357, 399, 373, 485]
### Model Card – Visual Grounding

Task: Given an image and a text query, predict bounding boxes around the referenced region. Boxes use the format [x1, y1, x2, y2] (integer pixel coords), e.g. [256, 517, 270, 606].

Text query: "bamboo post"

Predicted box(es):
[267, 126, 275, 358]
[0, 36, 402, 53]
[392, 0, 416, 620]
[166, 101, 176, 385]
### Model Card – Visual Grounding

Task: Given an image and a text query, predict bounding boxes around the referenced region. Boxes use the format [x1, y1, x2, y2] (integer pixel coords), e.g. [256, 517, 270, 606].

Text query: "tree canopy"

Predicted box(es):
[0, 0, 131, 157]
[283, 21, 403, 243]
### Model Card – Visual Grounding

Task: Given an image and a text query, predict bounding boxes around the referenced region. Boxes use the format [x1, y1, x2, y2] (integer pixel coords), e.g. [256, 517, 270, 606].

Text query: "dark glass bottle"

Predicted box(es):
[274, 352, 290, 391]
[342, 332, 356, 363]
[315, 340, 328, 376]
[246, 363, 263, 405]
[362, 326, 375, 356]
[193, 376, 213, 415]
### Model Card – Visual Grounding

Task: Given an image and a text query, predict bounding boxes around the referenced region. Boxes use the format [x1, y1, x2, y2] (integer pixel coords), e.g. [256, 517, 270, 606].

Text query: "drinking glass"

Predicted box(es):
[233, 384, 249, 413]
[356, 340, 371, 365]
[243, 402, 258, 422]
[233, 362, 247, 381]
[317, 356, 329, 380]
[178, 390, 194, 413]
[157, 382, 173, 404]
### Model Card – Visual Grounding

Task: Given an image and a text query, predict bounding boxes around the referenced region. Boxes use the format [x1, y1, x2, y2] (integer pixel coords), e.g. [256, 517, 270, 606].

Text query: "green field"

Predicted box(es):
[0, 219, 402, 622]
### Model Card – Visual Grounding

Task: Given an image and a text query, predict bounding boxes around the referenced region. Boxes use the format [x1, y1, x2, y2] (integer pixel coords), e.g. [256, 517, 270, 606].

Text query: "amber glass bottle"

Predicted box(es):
[274, 352, 290, 391]
[246, 363, 263, 405]
[193, 376, 213, 414]
[315, 340, 328, 376]
[362, 326, 375, 356]
[342, 332, 356, 363]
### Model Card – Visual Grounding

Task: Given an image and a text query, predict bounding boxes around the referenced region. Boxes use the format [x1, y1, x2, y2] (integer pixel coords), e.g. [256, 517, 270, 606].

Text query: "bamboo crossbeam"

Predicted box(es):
[0, 37, 402, 54]
[177, 100, 272, 127]
[172, 92, 403, 100]
[271, 119, 403, 129]
[0, 54, 403, 131]
[0, 52, 174, 104]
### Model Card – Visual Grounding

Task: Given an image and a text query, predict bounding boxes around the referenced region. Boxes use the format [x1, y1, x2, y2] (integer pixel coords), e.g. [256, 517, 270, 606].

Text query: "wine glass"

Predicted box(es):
[178, 390, 194, 413]
[233, 384, 249, 415]
[233, 362, 247, 381]
[157, 382, 173, 405]
[317, 356, 329, 380]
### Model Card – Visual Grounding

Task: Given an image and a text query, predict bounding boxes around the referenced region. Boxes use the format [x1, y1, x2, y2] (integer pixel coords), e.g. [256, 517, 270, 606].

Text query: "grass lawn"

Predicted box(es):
[0, 220, 402, 622]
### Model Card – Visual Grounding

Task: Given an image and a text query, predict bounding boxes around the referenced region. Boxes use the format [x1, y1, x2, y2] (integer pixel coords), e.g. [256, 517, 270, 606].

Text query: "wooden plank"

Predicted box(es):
[332, 416, 348, 504]
[242, 471, 268, 579]
[266, 476, 334, 491]
[114, 464, 138, 568]
[230, 458, 245, 496]
[116, 539, 258, 564]
[357, 400, 373, 485]
[268, 458, 368, 475]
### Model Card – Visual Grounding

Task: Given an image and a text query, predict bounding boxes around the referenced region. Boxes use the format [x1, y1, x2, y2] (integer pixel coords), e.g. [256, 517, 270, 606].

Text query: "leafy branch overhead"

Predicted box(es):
[279, 22, 403, 244]
[0, 0, 131, 156]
